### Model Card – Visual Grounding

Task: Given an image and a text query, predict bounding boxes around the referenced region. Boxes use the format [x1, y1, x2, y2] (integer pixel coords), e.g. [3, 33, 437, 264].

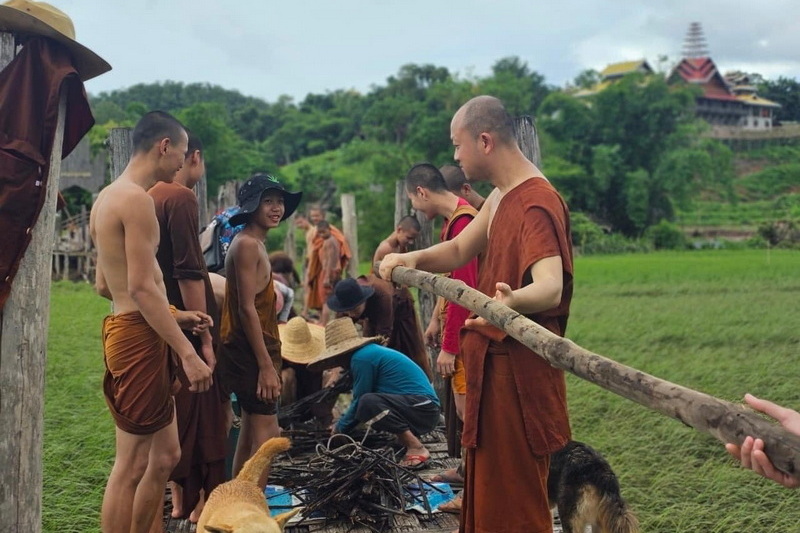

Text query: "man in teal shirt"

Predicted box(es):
[309, 317, 440, 468]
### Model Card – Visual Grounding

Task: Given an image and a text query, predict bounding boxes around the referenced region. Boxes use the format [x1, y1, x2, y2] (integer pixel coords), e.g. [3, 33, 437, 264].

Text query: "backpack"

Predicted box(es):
[200, 206, 245, 274]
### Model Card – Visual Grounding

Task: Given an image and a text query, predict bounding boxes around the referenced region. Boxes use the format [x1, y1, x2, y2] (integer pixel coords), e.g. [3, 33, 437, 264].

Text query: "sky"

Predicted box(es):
[59, 0, 800, 103]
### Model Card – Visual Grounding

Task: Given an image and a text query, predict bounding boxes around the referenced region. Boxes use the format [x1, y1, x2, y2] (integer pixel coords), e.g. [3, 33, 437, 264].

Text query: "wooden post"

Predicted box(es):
[195, 174, 208, 228]
[514, 115, 541, 166]
[109, 127, 133, 180]
[340, 194, 359, 278]
[412, 210, 443, 397]
[283, 213, 297, 263]
[394, 181, 408, 228]
[0, 31, 66, 533]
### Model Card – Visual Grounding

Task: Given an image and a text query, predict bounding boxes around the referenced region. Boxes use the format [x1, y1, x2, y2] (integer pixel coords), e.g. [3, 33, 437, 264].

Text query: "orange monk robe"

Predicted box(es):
[459, 178, 573, 533]
[306, 225, 351, 310]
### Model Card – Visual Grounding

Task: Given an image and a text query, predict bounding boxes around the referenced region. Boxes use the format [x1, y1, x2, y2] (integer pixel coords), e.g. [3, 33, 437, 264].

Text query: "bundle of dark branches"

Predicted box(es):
[271, 435, 445, 533]
[277, 371, 353, 428]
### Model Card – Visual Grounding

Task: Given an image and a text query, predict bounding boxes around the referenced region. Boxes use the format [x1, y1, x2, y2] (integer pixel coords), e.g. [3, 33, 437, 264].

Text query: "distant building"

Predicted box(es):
[667, 57, 780, 130]
[573, 59, 653, 98]
[575, 23, 781, 131]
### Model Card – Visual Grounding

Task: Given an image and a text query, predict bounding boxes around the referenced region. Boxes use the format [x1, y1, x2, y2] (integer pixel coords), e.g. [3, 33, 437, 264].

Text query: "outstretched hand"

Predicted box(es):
[464, 282, 515, 329]
[725, 394, 800, 489]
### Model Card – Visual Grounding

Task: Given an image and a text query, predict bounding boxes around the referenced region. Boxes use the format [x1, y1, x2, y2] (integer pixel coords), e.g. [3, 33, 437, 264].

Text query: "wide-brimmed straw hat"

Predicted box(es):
[0, 0, 111, 81]
[277, 317, 325, 365]
[307, 317, 383, 372]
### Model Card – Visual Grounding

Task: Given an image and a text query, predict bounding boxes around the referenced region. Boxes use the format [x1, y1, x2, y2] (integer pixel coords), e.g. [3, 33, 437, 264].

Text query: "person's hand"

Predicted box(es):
[322, 366, 344, 388]
[200, 340, 216, 373]
[256, 366, 281, 403]
[436, 350, 456, 378]
[424, 316, 440, 348]
[175, 310, 213, 335]
[464, 282, 515, 329]
[179, 352, 213, 393]
[725, 394, 800, 489]
[378, 253, 414, 282]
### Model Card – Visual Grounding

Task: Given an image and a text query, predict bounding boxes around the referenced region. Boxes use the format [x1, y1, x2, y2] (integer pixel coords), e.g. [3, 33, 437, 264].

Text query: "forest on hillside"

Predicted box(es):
[87, 57, 800, 257]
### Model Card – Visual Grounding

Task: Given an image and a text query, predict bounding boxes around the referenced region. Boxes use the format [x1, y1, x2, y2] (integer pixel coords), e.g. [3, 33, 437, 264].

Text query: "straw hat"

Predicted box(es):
[277, 317, 325, 365]
[307, 317, 383, 372]
[0, 0, 111, 81]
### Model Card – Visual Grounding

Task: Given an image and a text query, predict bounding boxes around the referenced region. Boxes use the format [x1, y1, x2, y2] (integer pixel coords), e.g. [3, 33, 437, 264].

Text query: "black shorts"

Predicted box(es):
[234, 389, 278, 416]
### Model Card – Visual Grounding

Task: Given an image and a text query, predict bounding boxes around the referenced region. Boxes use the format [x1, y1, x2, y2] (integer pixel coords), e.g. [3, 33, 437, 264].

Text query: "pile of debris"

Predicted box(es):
[271, 434, 447, 533]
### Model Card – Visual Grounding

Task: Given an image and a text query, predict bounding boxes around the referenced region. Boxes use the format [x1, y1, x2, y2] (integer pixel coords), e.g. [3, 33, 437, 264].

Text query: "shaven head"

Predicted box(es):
[398, 215, 421, 233]
[185, 129, 204, 160]
[132, 111, 186, 154]
[405, 163, 448, 194]
[455, 95, 515, 146]
[440, 165, 467, 193]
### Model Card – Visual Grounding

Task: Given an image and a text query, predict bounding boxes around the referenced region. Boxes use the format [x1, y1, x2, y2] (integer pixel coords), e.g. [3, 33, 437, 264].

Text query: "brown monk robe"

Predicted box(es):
[218, 273, 282, 405]
[359, 275, 433, 381]
[102, 310, 177, 435]
[459, 178, 573, 533]
[150, 181, 228, 517]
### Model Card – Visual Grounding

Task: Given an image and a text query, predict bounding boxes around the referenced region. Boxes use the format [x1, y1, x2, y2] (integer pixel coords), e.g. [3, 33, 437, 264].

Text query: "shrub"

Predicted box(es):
[646, 220, 687, 250]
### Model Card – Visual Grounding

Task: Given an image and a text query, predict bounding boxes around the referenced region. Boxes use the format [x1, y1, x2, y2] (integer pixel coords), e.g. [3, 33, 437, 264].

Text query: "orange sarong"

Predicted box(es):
[102, 311, 176, 435]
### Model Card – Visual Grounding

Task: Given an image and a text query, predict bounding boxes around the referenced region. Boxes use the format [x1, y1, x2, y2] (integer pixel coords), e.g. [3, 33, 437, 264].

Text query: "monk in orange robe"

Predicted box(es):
[381, 95, 573, 533]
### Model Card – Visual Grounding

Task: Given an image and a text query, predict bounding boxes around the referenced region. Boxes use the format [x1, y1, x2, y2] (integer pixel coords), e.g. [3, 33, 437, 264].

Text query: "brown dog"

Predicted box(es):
[548, 441, 639, 533]
[197, 437, 299, 533]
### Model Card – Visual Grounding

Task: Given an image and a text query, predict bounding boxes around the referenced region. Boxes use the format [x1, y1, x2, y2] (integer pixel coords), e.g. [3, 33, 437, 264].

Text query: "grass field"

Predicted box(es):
[43, 249, 800, 532]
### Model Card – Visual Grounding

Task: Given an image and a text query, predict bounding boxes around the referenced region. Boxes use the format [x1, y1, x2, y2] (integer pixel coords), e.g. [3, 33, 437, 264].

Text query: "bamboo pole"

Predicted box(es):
[384, 265, 800, 477]
[0, 31, 66, 533]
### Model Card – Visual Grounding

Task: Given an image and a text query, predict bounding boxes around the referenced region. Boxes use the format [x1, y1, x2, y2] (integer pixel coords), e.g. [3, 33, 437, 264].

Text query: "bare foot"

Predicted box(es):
[170, 482, 184, 519]
[428, 467, 464, 484]
[188, 491, 205, 523]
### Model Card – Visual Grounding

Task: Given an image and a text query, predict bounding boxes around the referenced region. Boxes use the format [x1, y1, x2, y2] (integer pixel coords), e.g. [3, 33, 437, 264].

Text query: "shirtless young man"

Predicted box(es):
[372, 215, 421, 268]
[381, 96, 573, 533]
[217, 173, 301, 482]
[90, 111, 213, 533]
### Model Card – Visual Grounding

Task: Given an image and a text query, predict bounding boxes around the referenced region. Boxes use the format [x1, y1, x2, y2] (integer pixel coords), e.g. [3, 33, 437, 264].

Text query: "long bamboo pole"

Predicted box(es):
[384, 265, 800, 477]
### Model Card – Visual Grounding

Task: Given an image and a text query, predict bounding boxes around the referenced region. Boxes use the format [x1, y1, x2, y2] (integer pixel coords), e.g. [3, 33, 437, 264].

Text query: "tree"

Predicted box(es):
[758, 77, 800, 122]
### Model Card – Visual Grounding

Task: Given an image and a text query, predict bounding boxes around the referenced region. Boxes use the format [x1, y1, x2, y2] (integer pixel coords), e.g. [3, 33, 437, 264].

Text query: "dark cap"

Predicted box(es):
[228, 173, 302, 227]
[326, 278, 375, 313]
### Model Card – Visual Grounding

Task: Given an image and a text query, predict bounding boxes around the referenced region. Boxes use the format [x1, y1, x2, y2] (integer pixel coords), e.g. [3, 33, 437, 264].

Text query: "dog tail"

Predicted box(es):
[598, 491, 640, 533]
[237, 437, 291, 485]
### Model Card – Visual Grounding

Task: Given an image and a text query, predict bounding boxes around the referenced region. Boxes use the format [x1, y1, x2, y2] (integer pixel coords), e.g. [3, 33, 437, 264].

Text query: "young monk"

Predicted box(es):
[148, 130, 228, 523]
[90, 111, 213, 533]
[440, 164, 486, 211]
[405, 163, 479, 502]
[371, 215, 421, 267]
[299, 206, 351, 319]
[305, 220, 341, 324]
[217, 173, 302, 483]
[381, 95, 574, 533]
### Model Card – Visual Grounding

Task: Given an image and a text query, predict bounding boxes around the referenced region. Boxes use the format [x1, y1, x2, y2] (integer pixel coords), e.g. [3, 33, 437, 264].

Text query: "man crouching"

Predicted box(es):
[308, 317, 440, 468]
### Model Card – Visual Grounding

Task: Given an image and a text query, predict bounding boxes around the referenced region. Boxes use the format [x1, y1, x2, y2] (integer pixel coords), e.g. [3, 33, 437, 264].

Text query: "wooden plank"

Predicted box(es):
[0, 31, 66, 533]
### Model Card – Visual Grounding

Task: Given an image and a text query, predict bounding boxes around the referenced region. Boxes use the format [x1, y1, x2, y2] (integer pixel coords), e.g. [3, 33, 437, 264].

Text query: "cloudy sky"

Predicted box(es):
[60, 0, 800, 103]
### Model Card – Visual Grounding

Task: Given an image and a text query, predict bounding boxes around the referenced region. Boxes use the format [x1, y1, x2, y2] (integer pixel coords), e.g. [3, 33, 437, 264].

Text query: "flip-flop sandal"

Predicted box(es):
[400, 453, 430, 470]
